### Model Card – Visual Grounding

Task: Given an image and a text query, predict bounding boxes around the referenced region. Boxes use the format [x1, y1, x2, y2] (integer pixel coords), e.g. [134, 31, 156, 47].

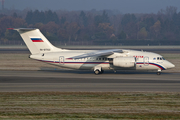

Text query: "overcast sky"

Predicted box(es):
[4, 0, 180, 13]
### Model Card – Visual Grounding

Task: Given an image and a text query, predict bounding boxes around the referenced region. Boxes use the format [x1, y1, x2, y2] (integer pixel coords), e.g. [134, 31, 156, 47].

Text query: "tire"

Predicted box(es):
[157, 72, 161, 75]
[94, 70, 100, 75]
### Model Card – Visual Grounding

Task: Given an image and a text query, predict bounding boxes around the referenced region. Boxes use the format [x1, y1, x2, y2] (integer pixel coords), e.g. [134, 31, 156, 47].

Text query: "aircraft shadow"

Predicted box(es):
[39, 67, 172, 75]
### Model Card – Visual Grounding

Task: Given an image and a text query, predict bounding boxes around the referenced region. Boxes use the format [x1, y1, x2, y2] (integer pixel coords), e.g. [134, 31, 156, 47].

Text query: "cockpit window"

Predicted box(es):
[157, 57, 165, 60]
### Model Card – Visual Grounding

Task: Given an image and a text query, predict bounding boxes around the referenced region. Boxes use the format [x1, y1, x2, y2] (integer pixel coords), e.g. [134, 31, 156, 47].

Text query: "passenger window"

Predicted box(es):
[99, 58, 101, 60]
[96, 58, 98, 60]
[102, 58, 105, 60]
[160, 57, 162, 60]
[108, 58, 112, 60]
[157, 57, 159, 60]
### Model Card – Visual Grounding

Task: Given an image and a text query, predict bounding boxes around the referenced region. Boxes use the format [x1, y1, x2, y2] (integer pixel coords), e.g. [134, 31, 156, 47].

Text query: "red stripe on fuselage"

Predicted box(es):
[136, 62, 165, 70]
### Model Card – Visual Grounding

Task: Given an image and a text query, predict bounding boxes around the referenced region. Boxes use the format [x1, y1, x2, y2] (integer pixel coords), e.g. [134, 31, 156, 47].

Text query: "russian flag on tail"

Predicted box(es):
[31, 38, 43, 42]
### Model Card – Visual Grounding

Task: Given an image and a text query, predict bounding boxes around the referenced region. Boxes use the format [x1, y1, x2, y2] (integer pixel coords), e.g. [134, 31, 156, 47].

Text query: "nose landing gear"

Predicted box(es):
[157, 72, 161, 75]
[157, 69, 161, 75]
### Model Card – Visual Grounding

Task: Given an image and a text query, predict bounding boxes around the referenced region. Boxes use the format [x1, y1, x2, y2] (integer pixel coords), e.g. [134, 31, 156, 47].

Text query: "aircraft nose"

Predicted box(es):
[166, 61, 175, 69]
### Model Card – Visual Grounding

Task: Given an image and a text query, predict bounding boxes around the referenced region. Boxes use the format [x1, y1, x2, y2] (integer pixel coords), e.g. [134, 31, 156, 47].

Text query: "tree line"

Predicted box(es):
[0, 6, 180, 45]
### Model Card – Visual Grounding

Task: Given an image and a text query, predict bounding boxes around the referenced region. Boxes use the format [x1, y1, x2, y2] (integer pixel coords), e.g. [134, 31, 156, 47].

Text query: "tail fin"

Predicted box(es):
[13, 28, 61, 54]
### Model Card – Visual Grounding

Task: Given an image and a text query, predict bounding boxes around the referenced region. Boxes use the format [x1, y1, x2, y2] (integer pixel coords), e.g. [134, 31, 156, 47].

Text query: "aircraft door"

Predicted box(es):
[144, 56, 149, 66]
[59, 56, 64, 65]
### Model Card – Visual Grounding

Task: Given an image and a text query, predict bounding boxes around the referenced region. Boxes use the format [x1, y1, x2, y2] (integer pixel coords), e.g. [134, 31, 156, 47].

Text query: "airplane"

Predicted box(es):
[10, 28, 175, 75]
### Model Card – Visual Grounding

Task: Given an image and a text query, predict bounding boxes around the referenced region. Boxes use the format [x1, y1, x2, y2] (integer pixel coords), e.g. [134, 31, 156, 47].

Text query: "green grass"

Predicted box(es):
[0, 92, 180, 119]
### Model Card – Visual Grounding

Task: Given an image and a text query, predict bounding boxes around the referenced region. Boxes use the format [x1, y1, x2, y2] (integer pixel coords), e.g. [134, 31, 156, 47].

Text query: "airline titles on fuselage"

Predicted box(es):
[133, 56, 144, 58]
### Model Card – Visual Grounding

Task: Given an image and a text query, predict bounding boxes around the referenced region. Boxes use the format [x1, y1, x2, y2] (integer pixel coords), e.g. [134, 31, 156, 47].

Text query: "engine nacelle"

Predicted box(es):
[113, 57, 136, 68]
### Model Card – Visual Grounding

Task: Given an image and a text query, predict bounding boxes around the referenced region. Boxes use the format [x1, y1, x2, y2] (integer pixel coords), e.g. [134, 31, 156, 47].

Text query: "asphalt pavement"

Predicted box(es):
[0, 70, 179, 92]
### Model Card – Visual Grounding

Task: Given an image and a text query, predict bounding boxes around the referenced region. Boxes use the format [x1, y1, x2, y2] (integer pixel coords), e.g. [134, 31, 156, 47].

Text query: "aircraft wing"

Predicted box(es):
[70, 49, 123, 59]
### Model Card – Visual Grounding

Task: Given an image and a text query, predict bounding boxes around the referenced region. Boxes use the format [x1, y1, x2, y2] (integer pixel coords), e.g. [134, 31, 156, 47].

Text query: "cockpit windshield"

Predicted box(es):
[156, 57, 165, 60]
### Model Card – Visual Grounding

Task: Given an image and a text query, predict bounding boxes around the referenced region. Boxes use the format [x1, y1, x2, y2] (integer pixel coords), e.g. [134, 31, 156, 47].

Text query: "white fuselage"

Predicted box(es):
[30, 49, 175, 71]
[12, 28, 175, 74]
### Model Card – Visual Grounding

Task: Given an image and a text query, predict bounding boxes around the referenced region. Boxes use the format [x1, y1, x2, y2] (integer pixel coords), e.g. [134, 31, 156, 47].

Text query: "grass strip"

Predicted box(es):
[0, 92, 180, 119]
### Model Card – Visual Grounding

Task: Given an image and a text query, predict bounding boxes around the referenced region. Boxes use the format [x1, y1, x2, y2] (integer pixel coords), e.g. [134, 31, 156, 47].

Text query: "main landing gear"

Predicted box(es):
[94, 66, 103, 75]
[94, 69, 104, 75]
[94, 69, 100, 75]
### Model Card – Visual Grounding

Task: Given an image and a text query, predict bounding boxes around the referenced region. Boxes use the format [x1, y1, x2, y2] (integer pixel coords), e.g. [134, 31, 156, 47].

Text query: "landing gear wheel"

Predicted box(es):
[94, 70, 100, 75]
[157, 72, 161, 75]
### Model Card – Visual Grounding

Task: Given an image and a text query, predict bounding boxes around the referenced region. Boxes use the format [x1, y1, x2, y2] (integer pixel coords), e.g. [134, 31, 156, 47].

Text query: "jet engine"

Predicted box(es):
[113, 57, 136, 68]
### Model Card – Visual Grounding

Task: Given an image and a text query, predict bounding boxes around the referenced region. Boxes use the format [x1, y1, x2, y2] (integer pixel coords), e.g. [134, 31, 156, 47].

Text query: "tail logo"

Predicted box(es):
[31, 38, 44, 42]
